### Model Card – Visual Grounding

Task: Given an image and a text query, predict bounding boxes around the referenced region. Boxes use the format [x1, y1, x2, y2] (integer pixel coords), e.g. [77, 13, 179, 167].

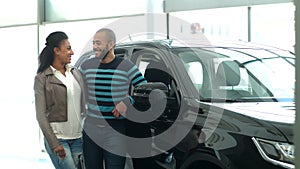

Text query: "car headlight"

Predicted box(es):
[252, 137, 294, 169]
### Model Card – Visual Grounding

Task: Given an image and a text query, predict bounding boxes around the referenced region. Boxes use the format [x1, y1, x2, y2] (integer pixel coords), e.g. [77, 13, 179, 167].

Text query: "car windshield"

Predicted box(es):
[174, 47, 295, 102]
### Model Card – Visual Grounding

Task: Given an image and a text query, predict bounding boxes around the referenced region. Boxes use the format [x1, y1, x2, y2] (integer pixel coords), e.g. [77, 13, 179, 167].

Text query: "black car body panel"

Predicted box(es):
[76, 40, 295, 169]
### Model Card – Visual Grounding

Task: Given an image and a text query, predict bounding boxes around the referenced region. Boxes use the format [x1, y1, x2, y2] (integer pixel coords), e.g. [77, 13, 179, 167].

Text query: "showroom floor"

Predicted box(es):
[0, 101, 136, 169]
[0, 151, 53, 169]
[0, 152, 134, 169]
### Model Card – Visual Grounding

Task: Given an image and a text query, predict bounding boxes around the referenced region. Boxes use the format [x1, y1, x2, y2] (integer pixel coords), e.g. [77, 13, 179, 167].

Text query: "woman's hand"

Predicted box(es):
[53, 145, 66, 158]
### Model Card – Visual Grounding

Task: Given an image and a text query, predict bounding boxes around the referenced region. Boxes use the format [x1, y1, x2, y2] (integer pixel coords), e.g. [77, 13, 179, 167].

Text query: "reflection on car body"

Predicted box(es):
[76, 39, 295, 169]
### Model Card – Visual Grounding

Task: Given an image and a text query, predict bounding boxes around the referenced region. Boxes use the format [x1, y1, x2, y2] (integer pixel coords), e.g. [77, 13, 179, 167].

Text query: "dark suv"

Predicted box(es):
[76, 39, 295, 169]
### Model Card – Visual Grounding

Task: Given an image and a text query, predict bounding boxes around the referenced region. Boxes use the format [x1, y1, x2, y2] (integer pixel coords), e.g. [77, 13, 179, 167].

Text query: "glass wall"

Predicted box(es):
[0, 25, 53, 168]
[45, 0, 147, 22]
[43, 14, 167, 64]
[169, 2, 295, 52]
[251, 3, 295, 51]
[170, 6, 248, 42]
[42, 18, 118, 63]
[0, 0, 37, 26]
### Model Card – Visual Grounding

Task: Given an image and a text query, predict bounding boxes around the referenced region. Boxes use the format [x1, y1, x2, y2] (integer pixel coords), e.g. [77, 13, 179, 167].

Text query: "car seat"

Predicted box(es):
[144, 60, 171, 89]
[215, 60, 250, 98]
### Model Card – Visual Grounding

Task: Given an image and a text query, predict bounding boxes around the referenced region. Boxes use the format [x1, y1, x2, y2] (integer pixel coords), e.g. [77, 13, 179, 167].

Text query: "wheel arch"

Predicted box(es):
[178, 150, 236, 169]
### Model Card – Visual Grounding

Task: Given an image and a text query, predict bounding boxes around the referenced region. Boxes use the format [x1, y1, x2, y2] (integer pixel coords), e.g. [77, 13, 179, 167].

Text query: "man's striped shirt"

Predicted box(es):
[80, 56, 147, 119]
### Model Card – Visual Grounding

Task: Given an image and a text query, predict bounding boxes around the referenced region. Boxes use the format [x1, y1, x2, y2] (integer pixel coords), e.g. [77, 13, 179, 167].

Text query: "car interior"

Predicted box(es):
[131, 51, 181, 120]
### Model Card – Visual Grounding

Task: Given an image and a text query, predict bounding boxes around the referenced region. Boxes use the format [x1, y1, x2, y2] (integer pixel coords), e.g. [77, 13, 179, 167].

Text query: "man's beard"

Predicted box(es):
[96, 44, 110, 61]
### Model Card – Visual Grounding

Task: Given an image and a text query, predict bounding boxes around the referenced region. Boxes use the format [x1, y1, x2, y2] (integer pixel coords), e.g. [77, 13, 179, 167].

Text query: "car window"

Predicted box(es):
[245, 58, 295, 99]
[138, 60, 149, 76]
[132, 49, 172, 89]
[180, 54, 205, 92]
[175, 47, 294, 102]
[186, 62, 203, 86]
[114, 48, 128, 58]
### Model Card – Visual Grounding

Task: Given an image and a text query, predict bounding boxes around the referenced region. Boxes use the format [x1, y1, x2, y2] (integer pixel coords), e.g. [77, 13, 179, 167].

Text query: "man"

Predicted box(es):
[80, 28, 147, 169]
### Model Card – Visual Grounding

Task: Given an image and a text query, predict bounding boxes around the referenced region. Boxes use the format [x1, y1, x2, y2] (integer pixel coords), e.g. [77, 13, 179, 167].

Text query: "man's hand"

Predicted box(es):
[53, 145, 66, 158]
[112, 101, 127, 118]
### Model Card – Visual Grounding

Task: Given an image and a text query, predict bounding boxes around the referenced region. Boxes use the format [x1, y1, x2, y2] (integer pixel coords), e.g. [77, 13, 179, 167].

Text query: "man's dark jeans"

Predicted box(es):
[83, 119, 126, 169]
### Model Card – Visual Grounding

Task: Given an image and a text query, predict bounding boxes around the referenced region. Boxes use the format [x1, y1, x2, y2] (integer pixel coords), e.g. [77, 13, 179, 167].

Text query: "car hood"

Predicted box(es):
[221, 102, 295, 124]
[200, 101, 295, 143]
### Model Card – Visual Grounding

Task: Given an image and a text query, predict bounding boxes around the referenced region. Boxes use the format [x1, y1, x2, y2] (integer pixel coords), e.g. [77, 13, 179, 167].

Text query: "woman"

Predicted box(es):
[34, 31, 85, 169]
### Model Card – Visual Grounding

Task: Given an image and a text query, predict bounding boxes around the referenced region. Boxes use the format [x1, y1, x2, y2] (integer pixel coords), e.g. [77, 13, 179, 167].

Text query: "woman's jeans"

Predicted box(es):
[44, 137, 83, 169]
